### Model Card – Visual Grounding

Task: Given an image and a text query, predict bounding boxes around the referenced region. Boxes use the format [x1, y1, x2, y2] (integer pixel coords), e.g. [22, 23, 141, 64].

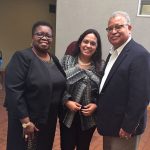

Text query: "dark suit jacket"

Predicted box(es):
[4, 48, 66, 123]
[97, 39, 150, 136]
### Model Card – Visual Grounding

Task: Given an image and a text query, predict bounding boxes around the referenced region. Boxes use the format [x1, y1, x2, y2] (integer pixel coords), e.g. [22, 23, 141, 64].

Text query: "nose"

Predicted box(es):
[41, 36, 47, 40]
[87, 42, 91, 47]
[111, 27, 117, 33]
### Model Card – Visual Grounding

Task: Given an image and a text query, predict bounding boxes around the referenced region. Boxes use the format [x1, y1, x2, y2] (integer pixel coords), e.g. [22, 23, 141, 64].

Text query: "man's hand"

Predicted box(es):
[119, 128, 132, 139]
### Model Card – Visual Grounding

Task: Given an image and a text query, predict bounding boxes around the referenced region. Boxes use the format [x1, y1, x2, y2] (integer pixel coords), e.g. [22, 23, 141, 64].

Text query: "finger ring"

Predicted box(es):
[25, 134, 28, 139]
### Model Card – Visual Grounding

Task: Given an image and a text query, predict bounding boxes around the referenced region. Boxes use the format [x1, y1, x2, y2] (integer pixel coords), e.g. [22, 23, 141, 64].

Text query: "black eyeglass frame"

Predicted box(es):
[106, 24, 128, 32]
[33, 32, 53, 40]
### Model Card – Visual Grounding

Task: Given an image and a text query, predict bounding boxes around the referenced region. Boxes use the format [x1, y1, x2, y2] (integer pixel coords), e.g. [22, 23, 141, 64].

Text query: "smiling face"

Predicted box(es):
[32, 25, 53, 53]
[107, 15, 132, 49]
[79, 33, 97, 59]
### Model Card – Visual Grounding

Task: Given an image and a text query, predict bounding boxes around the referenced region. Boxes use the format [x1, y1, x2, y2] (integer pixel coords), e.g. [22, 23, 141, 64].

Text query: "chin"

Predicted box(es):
[41, 46, 50, 50]
[38, 48, 49, 53]
[84, 54, 92, 58]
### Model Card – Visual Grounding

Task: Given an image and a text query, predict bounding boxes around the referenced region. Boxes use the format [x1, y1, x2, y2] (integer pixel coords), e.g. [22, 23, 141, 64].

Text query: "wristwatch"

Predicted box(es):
[22, 122, 31, 128]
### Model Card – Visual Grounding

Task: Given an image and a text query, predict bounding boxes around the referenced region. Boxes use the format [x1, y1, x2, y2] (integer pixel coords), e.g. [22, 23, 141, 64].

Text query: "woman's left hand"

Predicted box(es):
[81, 103, 97, 116]
[23, 122, 39, 141]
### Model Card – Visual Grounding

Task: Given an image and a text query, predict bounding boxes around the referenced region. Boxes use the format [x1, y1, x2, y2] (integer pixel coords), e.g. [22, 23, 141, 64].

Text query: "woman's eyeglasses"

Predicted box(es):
[34, 32, 53, 40]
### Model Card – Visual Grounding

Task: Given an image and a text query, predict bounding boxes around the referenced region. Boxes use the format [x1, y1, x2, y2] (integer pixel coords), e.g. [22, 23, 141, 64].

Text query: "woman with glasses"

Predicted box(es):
[59, 29, 104, 150]
[4, 21, 66, 150]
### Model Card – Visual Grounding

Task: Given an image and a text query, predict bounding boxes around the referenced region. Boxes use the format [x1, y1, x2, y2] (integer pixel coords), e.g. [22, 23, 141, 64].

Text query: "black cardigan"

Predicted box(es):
[4, 47, 66, 123]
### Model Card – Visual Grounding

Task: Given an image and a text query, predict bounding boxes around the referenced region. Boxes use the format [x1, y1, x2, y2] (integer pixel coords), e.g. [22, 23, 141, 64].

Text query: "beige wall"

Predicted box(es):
[1, 0, 150, 66]
[56, 0, 150, 60]
[0, 0, 56, 68]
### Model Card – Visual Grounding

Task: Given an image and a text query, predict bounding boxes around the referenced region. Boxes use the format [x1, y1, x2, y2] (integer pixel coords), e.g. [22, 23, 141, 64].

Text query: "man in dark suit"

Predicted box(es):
[97, 11, 150, 150]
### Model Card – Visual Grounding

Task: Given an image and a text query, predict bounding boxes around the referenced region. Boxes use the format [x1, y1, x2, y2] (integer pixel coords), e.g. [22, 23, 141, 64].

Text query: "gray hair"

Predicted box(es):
[110, 11, 131, 25]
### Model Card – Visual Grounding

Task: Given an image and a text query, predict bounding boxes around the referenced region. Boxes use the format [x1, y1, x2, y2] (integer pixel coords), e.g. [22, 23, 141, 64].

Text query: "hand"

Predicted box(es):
[20, 117, 39, 140]
[23, 122, 39, 141]
[119, 128, 132, 139]
[81, 103, 97, 116]
[65, 100, 82, 112]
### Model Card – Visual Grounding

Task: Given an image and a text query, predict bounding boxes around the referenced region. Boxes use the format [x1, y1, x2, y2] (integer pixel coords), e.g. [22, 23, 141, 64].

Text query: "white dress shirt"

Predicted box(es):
[99, 37, 131, 93]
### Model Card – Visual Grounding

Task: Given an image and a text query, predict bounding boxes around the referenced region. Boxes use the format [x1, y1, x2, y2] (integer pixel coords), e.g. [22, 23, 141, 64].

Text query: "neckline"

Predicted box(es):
[78, 57, 91, 66]
[32, 48, 51, 63]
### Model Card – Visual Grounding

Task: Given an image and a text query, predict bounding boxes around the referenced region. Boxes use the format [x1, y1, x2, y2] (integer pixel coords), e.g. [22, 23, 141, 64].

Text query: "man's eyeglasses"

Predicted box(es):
[34, 32, 53, 40]
[106, 24, 128, 33]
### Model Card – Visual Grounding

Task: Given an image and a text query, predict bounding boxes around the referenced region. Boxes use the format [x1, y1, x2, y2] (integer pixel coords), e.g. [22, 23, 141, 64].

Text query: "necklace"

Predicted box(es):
[32, 48, 51, 63]
[78, 57, 91, 66]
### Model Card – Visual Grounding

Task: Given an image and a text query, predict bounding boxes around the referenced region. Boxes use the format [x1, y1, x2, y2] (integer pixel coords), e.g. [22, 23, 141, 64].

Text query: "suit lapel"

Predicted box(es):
[102, 40, 133, 90]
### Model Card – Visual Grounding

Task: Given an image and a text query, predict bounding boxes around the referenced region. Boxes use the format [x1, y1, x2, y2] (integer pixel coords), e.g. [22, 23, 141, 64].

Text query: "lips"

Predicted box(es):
[83, 49, 91, 54]
[39, 42, 50, 49]
[40, 42, 48, 45]
[110, 36, 119, 40]
[82, 50, 93, 57]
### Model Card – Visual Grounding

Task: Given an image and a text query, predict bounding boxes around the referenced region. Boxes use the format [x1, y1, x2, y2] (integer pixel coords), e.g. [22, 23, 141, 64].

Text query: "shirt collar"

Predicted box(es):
[109, 36, 131, 56]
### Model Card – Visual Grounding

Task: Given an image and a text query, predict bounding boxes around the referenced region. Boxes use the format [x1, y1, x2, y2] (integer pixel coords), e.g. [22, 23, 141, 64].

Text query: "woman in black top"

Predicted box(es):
[4, 21, 66, 150]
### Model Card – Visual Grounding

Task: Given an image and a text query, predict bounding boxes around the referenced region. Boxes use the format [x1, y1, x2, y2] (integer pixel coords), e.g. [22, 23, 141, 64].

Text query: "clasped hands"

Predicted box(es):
[65, 100, 97, 116]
